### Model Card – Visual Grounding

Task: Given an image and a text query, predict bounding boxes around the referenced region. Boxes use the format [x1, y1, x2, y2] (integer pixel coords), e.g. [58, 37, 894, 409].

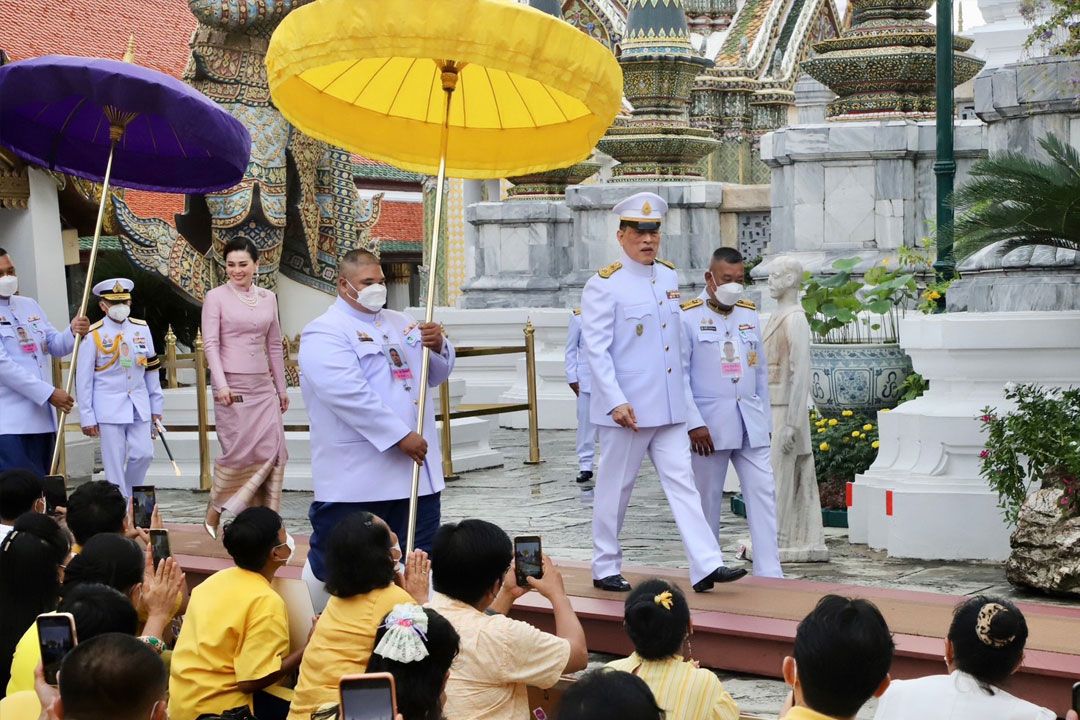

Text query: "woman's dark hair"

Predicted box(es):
[0, 512, 71, 689]
[60, 583, 139, 640]
[431, 519, 512, 605]
[63, 533, 144, 596]
[324, 511, 396, 598]
[948, 595, 1028, 691]
[624, 579, 690, 660]
[558, 668, 664, 720]
[223, 506, 284, 571]
[222, 237, 260, 263]
[66, 480, 126, 546]
[367, 607, 460, 720]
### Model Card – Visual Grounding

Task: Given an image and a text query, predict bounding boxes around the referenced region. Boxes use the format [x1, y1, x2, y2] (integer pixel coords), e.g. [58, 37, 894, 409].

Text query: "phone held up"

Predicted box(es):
[339, 672, 397, 720]
[132, 485, 156, 529]
[42, 475, 67, 516]
[149, 528, 172, 569]
[514, 535, 543, 588]
[37, 612, 77, 686]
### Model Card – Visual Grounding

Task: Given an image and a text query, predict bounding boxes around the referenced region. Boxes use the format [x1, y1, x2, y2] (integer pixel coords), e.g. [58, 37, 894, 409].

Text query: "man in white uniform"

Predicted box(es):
[681, 247, 782, 577]
[581, 192, 746, 593]
[299, 249, 455, 602]
[564, 308, 597, 483]
[77, 279, 164, 498]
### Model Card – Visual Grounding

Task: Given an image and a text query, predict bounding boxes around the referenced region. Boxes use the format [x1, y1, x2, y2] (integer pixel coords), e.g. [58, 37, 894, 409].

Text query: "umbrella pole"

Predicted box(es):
[48, 135, 120, 477]
[405, 65, 457, 555]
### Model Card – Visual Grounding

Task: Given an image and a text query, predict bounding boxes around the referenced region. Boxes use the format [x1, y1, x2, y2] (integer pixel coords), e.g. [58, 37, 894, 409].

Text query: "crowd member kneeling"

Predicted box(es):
[608, 579, 738, 720]
[873, 596, 1057, 720]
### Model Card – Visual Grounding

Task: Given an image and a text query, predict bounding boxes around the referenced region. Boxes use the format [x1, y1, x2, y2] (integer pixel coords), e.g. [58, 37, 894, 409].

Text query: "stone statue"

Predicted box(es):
[113, 0, 377, 303]
[763, 256, 828, 562]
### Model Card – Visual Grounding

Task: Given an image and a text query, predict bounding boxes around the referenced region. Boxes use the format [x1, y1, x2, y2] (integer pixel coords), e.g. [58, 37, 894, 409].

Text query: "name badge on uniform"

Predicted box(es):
[0, 316, 11, 326]
[16, 327, 35, 354]
[384, 343, 414, 383]
[666, 290, 680, 300]
[720, 338, 742, 380]
[119, 342, 133, 368]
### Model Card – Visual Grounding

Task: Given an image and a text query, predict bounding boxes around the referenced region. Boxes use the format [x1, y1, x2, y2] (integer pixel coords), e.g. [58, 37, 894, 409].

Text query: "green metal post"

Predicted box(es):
[933, 0, 956, 281]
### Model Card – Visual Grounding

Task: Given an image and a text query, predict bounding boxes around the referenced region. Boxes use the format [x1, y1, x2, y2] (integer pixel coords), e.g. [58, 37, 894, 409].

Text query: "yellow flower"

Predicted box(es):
[863, 423, 874, 431]
[828, 419, 839, 426]
[880, 408, 891, 413]
[816, 419, 826, 427]
[929, 291, 941, 300]
[858, 432, 866, 439]
[819, 442, 830, 452]
[851, 430, 860, 438]
[818, 427, 827, 433]
[842, 410, 854, 417]
[872, 440, 880, 449]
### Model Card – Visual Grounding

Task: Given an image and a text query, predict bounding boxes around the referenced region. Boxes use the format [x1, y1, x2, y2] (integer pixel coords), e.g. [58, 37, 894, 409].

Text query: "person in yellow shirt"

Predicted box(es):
[558, 668, 664, 720]
[168, 507, 305, 720]
[607, 579, 739, 720]
[779, 595, 894, 720]
[288, 511, 428, 720]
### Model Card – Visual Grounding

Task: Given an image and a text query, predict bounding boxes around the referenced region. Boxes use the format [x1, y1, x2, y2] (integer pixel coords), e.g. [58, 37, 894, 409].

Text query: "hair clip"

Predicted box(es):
[654, 590, 673, 610]
[975, 603, 1014, 648]
[373, 604, 429, 663]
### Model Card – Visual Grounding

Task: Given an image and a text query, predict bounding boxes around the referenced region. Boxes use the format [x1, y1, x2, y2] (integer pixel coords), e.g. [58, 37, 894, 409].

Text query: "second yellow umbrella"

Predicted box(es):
[266, 0, 623, 552]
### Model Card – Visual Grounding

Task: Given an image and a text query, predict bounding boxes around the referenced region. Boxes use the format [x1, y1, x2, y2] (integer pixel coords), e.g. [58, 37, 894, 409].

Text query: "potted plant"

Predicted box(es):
[978, 384, 1080, 596]
[800, 257, 917, 414]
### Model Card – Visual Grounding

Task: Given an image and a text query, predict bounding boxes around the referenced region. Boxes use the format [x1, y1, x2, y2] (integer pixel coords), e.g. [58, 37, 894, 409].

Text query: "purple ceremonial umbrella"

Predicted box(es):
[0, 53, 252, 475]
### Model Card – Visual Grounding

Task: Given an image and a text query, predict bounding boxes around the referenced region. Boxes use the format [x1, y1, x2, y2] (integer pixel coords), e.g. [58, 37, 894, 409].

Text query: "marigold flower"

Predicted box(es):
[871, 440, 880, 449]
[863, 423, 873, 431]
[880, 408, 890, 413]
[842, 410, 854, 417]
[828, 419, 839, 426]
[819, 442, 830, 452]
[851, 430, 861, 438]
[818, 427, 827, 433]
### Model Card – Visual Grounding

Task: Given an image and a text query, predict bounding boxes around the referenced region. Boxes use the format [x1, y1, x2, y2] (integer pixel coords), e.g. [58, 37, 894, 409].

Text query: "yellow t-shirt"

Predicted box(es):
[0, 690, 40, 720]
[168, 567, 289, 720]
[287, 583, 413, 720]
[606, 653, 739, 720]
[5, 623, 39, 696]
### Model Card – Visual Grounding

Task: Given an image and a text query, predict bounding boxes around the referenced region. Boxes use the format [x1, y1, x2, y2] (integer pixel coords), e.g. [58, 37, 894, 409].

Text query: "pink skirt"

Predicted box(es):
[211, 372, 287, 514]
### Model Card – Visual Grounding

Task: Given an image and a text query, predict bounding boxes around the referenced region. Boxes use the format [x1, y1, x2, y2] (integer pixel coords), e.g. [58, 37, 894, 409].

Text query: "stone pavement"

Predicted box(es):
[146, 427, 1072, 719]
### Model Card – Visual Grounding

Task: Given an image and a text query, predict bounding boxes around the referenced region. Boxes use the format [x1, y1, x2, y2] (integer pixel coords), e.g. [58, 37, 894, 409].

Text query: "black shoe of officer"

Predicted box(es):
[575, 470, 594, 484]
[592, 574, 632, 592]
[692, 566, 748, 593]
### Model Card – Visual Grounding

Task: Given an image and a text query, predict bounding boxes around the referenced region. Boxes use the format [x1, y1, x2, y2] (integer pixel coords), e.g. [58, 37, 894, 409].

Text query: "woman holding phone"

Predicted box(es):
[201, 238, 289, 539]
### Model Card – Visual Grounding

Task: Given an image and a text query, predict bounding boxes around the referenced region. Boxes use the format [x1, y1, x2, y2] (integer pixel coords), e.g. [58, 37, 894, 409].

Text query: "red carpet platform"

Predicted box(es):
[167, 524, 1080, 717]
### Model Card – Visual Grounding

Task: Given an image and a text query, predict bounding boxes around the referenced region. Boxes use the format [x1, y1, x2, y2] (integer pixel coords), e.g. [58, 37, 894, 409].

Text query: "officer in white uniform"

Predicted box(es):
[0, 248, 89, 474]
[77, 279, 164, 498]
[299, 248, 455, 605]
[581, 192, 746, 593]
[565, 308, 598, 483]
[681, 247, 782, 578]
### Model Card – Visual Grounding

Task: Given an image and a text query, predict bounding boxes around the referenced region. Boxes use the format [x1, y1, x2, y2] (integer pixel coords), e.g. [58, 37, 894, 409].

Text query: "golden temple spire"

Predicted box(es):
[123, 33, 136, 63]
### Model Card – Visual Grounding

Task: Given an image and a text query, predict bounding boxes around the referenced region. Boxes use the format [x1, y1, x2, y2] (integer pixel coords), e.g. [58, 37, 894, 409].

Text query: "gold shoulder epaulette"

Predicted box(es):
[573, 308, 582, 316]
[656, 258, 676, 270]
[598, 261, 622, 279]
[129, 317, 148, 326]
[680, 298, 704, 311]
[735, 299, 756, 310]
[88, 319, 104, 331]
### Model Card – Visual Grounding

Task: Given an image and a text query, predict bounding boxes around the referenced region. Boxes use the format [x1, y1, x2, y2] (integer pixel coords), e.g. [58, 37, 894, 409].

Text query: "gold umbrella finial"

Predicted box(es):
[123, 33, 137, 63]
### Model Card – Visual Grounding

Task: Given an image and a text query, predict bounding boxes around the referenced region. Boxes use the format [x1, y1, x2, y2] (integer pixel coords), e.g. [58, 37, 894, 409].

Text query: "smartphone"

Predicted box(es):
[42, 475, 68, 515]
[131, 485, 156, 529]
[1072, 681, 1080, 713]
[37, 612, 77, 686]
[514, 535, 544, 587]
[231, 394, 244, 404]
[149, 528, 171, 569]
[339, 672, 397, 720]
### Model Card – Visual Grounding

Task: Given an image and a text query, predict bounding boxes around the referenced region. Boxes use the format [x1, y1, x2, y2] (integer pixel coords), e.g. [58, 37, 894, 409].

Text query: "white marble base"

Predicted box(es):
[849, 311, 1080, 561]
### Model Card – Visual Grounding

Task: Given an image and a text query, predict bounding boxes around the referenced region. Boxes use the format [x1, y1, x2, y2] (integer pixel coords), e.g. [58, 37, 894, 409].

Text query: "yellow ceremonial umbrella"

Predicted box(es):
[266, 0, 623, 552]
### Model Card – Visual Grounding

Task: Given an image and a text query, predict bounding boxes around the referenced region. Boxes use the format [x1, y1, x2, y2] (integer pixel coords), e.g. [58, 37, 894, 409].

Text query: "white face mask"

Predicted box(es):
[106, 303, 131, 323]
[348, 281, 387, 312]
[391, 541, 405, 575]
[0, 275, 17, 297]
[714, 282, 744, 307]
[276, 531, 296, 563]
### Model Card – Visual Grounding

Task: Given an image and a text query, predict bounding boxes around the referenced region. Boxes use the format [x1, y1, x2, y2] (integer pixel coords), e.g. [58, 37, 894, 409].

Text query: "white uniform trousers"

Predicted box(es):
[575, 391, 598, 472]
[98, 420, 153, 498]
[691, 428, 783, 578]
[592, 423, 724, 585]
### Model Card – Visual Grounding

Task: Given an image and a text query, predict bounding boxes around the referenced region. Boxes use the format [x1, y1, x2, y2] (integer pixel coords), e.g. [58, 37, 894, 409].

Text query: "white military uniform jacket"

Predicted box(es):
[564, 310, 591, 393]
[680, 293, 771, 449]
[0, 295, 75, 435]
[76, 316, 164, 427]
[581, 251, 686, 428]
[299, 298, 456, 503]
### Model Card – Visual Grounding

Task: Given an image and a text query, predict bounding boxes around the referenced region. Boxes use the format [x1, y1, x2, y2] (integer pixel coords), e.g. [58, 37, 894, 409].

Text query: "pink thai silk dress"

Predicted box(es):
[201, 283, 288, 513]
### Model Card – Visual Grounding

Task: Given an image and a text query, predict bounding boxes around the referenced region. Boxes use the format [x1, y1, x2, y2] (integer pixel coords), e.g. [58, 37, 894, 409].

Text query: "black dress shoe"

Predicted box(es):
[692, 566, 748, 592]
[592, 574, 632, 592]
[575, 470, 594, 483]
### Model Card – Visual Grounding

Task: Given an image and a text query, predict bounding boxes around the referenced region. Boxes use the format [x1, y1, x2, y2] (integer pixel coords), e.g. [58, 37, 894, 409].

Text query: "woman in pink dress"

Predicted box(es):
[201, 238, 289, 538]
